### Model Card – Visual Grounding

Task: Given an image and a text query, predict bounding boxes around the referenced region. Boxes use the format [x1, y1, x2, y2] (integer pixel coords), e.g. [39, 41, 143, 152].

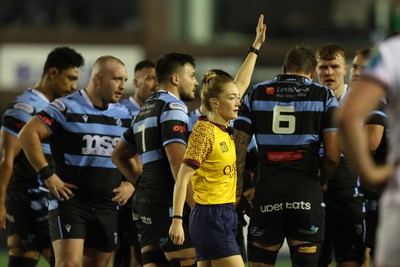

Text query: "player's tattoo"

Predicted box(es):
[233, 130, 251, 191]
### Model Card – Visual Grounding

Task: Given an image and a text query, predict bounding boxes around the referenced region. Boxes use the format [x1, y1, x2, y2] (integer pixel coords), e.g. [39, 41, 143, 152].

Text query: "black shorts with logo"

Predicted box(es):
[6, 187, 51, 251]
[48, 197, 119, 252]
[131, 193, 193, 252]
[322, 189, 365, 264]
[248, 197, 325, 245]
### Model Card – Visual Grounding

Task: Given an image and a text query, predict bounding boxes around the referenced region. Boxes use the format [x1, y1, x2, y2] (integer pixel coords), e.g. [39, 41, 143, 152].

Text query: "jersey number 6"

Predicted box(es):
[272, 105, 295, 134]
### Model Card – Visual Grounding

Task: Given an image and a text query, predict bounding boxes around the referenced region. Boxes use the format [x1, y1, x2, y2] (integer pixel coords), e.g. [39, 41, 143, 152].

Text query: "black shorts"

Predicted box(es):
[248, 198, 325, 245]
[322, 189, 365, 263]
[5, 188, 51, 251]
[189, 203, 240, 261]
[131, 194, 193, 252]
[118, 200, 139, 248]
[365, 199, 378, 249]
[48, 197, 119, 252]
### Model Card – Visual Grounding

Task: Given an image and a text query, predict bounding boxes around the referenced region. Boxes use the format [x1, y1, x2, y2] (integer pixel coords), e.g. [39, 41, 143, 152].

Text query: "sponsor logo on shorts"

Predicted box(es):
[250, 227, 263, 237]
[65, 224, 71, 233]
[299, 225, 319, 235]
[132, 212, 152, 225]
[6, 214, 15, 223]
[260, 201, 311, 212]
[114, 232, 118, 244]
[354, 224, 363, 235]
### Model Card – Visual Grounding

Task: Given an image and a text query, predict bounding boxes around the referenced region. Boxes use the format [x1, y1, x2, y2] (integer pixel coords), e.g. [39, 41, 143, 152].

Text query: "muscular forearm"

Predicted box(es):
[18, 121, 49, 172]
[0, 161, 13, 204]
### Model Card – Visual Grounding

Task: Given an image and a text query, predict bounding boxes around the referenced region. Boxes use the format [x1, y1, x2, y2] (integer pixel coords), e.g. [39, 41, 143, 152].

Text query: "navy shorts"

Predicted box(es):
[6, 188, 51, 251]
[131, 194, 193, 252]
[189, 203, 240, 261]
[48, 197, 119, 252]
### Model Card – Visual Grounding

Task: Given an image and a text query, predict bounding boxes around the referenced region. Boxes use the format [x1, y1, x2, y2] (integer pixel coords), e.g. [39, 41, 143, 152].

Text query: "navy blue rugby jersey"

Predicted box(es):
[122, 90, 189, 203]
[234, 74, 338, 199]
[1, 89, 52, 189]
[36, 89, 132, 201]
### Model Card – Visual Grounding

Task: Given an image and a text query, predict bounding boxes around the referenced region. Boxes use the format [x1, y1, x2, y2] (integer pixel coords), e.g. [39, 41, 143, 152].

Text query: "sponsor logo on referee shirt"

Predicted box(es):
[223, 162, 236, 179]
[220, 141, 229, 153]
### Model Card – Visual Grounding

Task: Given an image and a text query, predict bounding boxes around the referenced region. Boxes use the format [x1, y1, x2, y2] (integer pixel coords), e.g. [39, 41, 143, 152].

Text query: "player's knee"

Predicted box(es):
[248, 243, 279, 265]
[289, 242, 321, 267]
[8, 247, 40, 267]
[168, 257, 197, 267]
[141, 250, 169, 265]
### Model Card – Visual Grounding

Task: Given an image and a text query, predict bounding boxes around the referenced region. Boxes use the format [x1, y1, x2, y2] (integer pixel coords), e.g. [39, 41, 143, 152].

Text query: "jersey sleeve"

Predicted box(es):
[36, 99, 66, 133]
[365, 98, 387, 126]
[1, 102, 36, 136]
[183, 121, 213, 168]
[160, 101, 189, 147]
[321, 88, 339, 133]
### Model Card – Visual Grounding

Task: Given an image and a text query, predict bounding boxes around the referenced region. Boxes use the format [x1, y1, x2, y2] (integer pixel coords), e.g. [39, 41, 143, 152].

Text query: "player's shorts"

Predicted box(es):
[5, 187, 51, 251]
[322, 189, 365, 264]
[131, 194, 193, 252]
[248, 198, 325, 245]
[189, 203, 240, 261]
[48, 197, 119, 252]
[364, 199, 378, 250]
[118, 200, 139, 248]
[375, 189, 400, 266]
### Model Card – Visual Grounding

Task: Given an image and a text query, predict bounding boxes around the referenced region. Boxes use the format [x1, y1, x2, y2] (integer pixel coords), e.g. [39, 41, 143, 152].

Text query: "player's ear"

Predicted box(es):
[170, 73, 179, 86]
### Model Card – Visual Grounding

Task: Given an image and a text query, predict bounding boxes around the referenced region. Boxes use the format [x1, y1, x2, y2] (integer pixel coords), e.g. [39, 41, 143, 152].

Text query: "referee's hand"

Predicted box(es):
[169, 219, 185, 245]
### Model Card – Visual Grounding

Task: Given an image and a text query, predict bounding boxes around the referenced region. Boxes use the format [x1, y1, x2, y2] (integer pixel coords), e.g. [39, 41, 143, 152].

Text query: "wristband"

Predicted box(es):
[248, 45, 259, 55]
[172, 215, 183, 220]
[38, 165, 54, 180]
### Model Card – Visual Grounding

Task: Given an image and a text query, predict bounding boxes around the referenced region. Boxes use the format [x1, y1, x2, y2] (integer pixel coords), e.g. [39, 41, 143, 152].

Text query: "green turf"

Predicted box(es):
[0, 249, 295, 266]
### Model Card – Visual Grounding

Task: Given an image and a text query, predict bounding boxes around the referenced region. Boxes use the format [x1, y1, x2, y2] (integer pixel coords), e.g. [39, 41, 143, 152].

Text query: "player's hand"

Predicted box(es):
[45, 175, 77, 200]
[169, 219, 185, 245]
[112, 181, 135, 205]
